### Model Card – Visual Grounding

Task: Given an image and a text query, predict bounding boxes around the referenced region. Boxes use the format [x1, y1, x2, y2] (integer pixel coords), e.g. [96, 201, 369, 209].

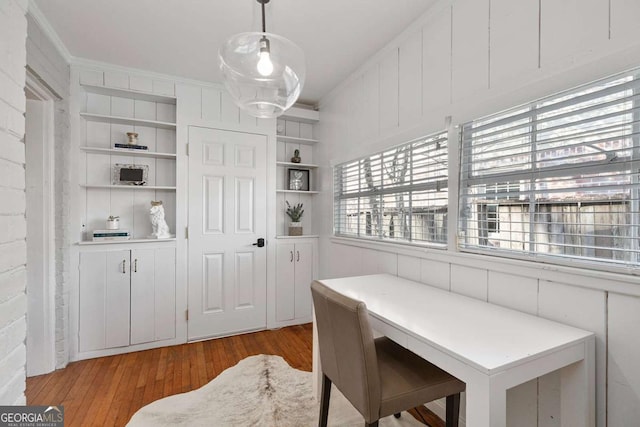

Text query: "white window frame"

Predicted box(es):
[333, 131, 448, 247]
[458, 69, 640, 272]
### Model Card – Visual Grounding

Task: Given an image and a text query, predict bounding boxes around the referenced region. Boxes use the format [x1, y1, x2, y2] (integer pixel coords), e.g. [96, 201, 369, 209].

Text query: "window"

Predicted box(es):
[460, 70, 640, 268]
[334, 131, 448, 245]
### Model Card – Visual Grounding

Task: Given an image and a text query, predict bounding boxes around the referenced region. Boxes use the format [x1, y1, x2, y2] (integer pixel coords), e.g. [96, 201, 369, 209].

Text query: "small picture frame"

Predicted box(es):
[287, 169, 310, 191]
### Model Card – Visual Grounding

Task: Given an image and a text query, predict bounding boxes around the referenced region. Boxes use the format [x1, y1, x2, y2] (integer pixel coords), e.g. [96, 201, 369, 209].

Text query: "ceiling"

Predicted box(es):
[34, 0, 436, 105]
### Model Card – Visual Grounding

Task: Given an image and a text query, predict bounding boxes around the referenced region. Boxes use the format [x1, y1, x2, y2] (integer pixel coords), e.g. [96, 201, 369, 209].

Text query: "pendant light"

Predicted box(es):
[219, 0, 306, 118]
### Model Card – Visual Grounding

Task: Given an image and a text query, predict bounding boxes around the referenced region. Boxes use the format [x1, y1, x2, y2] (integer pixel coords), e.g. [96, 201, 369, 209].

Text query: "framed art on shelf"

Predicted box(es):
[287, 168, 310, 191]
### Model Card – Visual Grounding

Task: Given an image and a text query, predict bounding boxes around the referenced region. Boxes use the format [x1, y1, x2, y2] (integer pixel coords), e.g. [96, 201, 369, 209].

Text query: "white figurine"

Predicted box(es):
[149, 201, 172, 239]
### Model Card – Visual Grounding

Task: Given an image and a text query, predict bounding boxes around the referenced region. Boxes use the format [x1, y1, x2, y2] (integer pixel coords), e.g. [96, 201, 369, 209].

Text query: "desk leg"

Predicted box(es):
[561, 337, 596, 427]
[466, 377, 508, 427]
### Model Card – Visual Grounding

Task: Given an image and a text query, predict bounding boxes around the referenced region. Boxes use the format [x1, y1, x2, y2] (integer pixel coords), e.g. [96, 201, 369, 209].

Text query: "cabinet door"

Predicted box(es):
[79, 250, 130, 352]
[276, 243, 295, 321]
[153, 248, 176, 341]
[294, 242, 314, 319]
[130, 248, 176, 344]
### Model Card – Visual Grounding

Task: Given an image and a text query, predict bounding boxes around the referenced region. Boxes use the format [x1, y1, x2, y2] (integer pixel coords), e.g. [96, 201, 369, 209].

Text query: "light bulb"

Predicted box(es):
[257, 50, 273, 76]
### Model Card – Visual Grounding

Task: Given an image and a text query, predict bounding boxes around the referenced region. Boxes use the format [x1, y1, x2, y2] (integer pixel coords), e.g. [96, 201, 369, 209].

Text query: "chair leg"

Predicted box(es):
[365, 422, 379, 427]
[445, 393, 461, 427]
[393, 413, 401, 418]
[319, 375, 332, 427]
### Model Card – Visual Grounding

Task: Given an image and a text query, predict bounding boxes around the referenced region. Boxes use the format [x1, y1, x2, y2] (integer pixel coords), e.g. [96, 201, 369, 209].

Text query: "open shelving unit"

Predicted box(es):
[275, 109, 320, 238]
[77, 83, 178, 244]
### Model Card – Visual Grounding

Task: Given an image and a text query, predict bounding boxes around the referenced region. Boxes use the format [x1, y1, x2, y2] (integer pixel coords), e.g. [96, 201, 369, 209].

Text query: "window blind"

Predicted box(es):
[334, 131, 448, 245]
[460, 70, 640, 268]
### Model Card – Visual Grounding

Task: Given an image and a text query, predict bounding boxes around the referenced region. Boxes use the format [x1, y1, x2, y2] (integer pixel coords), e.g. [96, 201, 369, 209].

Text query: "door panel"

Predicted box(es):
[276, 243, 295, 322]
[188, 127, 267, 339]
[79, 251, 130, 352]
[130, 249, 155, 345]
[153, 248, 176, 341]
[105, 251, 131, 348]
[294, 242, 313, 319]
[79, 252, 108, 352]
[130, 248, 176, 345]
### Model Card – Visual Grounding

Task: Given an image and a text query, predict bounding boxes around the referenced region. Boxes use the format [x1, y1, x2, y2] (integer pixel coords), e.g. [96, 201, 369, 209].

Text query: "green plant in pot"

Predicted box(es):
[286, 201, 304, 236]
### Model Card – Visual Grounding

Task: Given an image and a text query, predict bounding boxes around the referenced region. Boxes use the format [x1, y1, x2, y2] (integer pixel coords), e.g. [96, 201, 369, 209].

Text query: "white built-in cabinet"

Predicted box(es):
[71, 70, 181, 360]
[274, 108, 319, 326]
[78, 247, 176, 352]
[276, 241, 314, 323]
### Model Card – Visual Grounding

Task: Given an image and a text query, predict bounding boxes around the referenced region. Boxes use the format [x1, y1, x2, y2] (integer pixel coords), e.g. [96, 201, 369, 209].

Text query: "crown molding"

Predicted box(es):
[27, 1, 73, 63]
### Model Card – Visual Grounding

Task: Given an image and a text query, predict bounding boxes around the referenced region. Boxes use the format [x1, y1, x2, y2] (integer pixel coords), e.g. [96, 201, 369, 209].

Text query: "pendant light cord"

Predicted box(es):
[261, 0, 266, 32]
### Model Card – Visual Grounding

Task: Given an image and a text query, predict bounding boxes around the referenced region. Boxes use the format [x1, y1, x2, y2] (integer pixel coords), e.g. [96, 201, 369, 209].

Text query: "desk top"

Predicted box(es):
[318, 274, 594, 375]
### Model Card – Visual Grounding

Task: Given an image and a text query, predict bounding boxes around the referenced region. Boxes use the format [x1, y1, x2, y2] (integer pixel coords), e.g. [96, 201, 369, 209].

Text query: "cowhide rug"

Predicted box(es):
[127, 354, 425, 426]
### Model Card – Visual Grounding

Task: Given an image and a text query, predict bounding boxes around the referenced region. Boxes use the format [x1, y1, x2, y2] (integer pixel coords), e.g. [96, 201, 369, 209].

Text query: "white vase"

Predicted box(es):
[106, 218, 120, 230]
[288, 222, 302, 236]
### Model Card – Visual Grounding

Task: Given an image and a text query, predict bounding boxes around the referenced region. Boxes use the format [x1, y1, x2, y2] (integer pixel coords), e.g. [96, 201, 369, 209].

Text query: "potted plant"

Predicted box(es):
[286, 201, 304, 236]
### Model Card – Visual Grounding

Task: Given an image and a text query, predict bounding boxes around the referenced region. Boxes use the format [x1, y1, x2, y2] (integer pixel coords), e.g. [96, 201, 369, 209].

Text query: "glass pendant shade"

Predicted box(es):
[219, 32, 306, 118]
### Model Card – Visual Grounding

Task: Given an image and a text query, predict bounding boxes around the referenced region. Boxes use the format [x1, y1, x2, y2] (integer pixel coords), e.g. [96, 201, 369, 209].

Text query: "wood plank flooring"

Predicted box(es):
[26, 324, 444, 427]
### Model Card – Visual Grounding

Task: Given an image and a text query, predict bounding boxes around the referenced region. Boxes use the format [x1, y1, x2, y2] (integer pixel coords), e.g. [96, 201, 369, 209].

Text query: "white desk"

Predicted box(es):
[312, 274, 595, 427]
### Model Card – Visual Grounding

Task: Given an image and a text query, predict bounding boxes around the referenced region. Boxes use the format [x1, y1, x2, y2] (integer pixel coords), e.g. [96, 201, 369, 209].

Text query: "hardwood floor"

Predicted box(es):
[26, 324, 444, 427]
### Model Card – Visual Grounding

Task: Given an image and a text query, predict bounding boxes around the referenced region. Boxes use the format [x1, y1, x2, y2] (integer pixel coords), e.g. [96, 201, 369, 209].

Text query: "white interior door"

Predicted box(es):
[188, 126, 267, 340]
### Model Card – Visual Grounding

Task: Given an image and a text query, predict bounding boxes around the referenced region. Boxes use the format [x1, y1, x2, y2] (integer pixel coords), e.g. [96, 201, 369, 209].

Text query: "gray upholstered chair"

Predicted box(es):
[311, 280, 465, 427]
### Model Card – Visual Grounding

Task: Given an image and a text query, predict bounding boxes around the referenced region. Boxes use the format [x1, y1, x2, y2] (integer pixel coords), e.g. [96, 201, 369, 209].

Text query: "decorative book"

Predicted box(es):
[114, 143, 148, 150]
[92, 229, 131, 241]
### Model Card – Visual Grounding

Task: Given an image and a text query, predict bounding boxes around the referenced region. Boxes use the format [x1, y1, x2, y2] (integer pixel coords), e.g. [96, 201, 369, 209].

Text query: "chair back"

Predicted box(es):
[311, 280, 381, 422]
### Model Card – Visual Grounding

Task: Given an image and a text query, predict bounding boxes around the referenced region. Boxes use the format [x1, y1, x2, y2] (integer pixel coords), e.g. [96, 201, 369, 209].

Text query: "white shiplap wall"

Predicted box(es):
[316, 0, 640, 426]
[0, 0, 28, 405]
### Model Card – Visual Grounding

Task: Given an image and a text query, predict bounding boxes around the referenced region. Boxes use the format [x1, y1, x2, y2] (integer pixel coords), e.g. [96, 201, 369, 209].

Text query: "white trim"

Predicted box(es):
[25, 70, 57, 376]
[27, 2, 72, 62]
[329, 236, 640, 295]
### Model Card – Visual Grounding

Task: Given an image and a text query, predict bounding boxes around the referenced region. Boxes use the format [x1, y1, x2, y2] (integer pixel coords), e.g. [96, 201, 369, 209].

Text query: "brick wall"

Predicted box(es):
[0, 0, 29, 405]
[26, 10, 71, 368]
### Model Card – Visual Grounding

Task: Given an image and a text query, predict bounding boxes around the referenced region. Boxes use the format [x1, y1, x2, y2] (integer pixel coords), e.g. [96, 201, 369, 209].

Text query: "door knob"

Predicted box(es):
[252, 238, 265, 248]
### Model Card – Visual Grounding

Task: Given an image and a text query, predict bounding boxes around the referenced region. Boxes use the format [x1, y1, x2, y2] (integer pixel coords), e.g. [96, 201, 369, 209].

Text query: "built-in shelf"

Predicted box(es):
[81, 184, 177, 190]
[281, 107, 319, 123]
[80, 112, 176, 130]
[275, 235, 319, 239]
[81, 83, 177, 104]
[276, 161, 318, 168]
[78, 237, 177, 246]
[276, 189, 319, 194]
[276, 135, 319, 145]
[80, 146, 177, 159]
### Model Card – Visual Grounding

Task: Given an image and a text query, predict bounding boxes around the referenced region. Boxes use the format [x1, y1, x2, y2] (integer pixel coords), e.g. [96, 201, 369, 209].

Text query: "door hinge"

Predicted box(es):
[186, 309, 189, 321]
[186, 143, 189, 156]
[185, 227, 189, 239]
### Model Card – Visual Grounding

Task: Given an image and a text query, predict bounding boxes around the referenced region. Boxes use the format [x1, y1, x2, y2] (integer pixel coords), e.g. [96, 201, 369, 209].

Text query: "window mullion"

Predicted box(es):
[529, 106, 538, 254]
[631, 75, 640, 264]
